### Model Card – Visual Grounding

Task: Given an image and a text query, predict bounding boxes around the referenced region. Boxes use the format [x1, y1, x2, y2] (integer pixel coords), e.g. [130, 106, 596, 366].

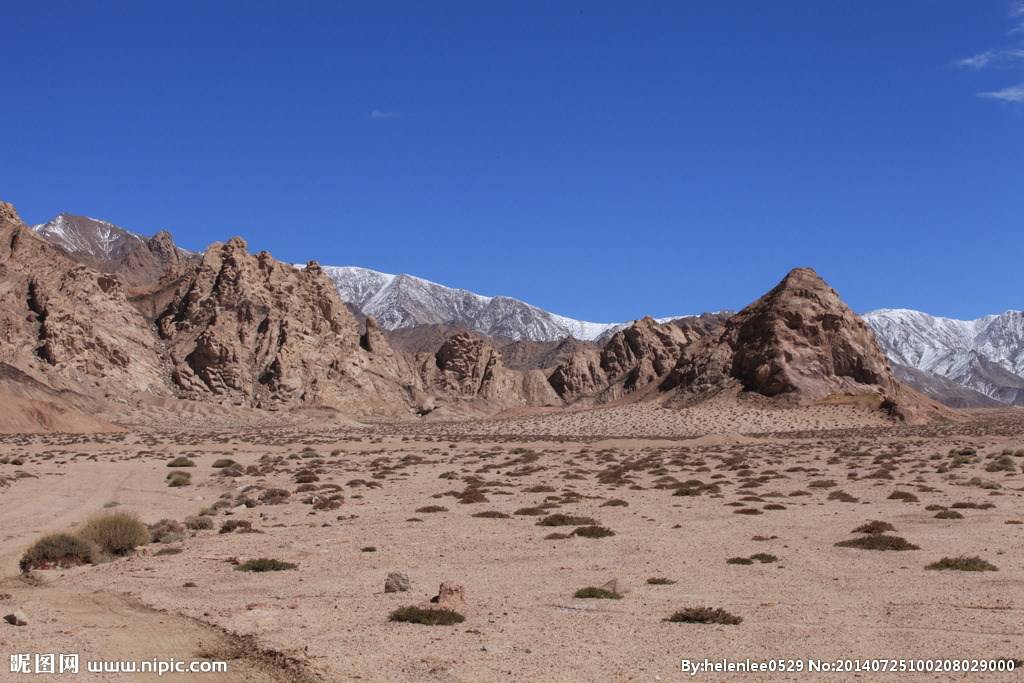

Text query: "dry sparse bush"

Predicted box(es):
[19, 533, 97, 573]
[388, 606, 464, 625]
[235, 558, 296, 572]
[574, 586, 621, 599]
[853, 520, 895, 534]
[926, 556, 997, 572]
[665, 607, 742, 625]
[835, 534, 918, 551]
[77, 511, 150, 556]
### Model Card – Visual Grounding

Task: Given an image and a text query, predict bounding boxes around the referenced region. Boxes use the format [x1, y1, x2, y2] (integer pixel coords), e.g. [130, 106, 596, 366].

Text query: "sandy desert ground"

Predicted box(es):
[1, 402, 1022, 682]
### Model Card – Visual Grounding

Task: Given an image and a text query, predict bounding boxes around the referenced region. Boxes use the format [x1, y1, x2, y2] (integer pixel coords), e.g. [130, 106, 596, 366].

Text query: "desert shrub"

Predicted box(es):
[19, 533, 97, 573]
[665, 607, 742, 625]
[219, 519, 252, 534]
[167, 457, 195, 468]
[853, 520, 895, 534]
[235, 558, 296, 572]
[166, 471, 191, 487]
[601, 499, 629, 507]
[951, 502, 995, 510]
[415, 505, 448, 513]
[148, 519, 185, 544]
[727, 557, 754, 565]
[574, 586, 621, 599]
[185, 515, 215, 530]
[935, 510, 963, 519]
[472, 510, 510, 519]
[77, 511, 150, 556]
[259, 488, 291, 505]
[573, 525, 615, 538]
[514, 506, 548, 516]
[211, 459, 238, 468]
[294, 472, 319, 484]
[388, 606, 464, 625]
[827, 490, 858, 503]
[457, 489, 488, 504]
[646, 577, 676, 585]
[749, 553, 777, 563]
[926, 556, 997, 572]
[887, 491, 918, 503]
[536, 513, 597, 527]
[985, 455, 1016, 473]
[835, 534, 918, 551]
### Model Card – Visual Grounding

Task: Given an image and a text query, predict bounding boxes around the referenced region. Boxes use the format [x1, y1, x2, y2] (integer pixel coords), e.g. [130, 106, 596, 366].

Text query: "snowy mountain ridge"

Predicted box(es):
[864, 308, 1024, 405]
[316, 265, 663, 341]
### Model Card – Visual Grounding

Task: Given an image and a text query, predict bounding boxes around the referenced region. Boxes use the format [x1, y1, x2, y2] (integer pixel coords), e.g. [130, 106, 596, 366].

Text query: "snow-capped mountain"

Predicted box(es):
[31, 213, 145, 260]
[318, 265, 660, 341]
[864, 308, 1024, 406]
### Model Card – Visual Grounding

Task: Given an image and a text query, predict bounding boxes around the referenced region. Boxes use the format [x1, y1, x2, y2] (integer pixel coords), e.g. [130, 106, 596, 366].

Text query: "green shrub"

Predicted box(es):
[835, 534, 919, 551]
[235, 558, 297, 572]
[853, 520, 895, 534]
[926, 556, 997, 572]
[537, 513, 597, 527]
[19, 533, 97, 573]
[472, 510, 510, 519]
[665, 607, 742, 625]
[388, 606, 464, 625]
[574, 586, 621, 599]
[77, 511, 150, 556]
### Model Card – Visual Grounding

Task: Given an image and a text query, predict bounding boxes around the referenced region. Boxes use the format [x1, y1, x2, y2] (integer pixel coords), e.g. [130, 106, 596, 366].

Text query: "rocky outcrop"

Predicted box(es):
[549, 316, 723, 402]
[0, 203, 170, 396]
[156, 240, 418, 413]
[662, 268, 900, 405]
[419, 332, 560, 406]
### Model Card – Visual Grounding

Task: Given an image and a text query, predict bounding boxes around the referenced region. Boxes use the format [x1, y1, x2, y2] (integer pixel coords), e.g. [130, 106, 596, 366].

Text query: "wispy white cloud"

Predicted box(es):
[370, 110, 400, 120]
[958, 3, 1024, 103]
[958, 50, 997, 69]
[957, 48, 1024, 68]
[978, 83, 1024, 101]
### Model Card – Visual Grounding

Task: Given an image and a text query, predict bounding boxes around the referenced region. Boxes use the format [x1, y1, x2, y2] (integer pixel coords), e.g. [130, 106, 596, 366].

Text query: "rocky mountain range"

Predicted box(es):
[864, 309, 1024, 407]
[0, 203, 1005, 429]
[318, 265, 681, 342]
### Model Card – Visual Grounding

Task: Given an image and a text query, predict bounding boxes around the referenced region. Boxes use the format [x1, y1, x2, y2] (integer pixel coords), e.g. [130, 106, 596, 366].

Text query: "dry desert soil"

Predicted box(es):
[1, 402, 1022, 682]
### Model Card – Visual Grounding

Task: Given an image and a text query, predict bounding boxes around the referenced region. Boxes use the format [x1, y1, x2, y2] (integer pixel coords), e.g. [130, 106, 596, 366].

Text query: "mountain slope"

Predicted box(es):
[30, 213, 195, 288]
[864, 309, 1024, 406]
[319, 265, 629, 341]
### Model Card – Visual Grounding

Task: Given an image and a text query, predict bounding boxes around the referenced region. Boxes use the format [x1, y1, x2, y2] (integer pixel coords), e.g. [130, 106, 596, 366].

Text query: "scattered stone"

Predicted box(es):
[385, 572, 411, 593]
[3, 611, 27, 626]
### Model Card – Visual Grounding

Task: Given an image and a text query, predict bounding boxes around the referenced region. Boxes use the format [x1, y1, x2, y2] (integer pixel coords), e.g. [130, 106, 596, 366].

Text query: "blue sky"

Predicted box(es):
[2, 1, 1021, 322]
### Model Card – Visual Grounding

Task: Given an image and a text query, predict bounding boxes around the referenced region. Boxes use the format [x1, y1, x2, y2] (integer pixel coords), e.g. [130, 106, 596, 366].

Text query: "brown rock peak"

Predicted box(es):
[664, 267, 899, 404]
[0, 200, 23, 226]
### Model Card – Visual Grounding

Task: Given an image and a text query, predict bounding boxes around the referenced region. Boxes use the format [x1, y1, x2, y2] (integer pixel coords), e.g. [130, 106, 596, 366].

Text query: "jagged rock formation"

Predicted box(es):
[662, 268, 901, 406]
[31, 213, 195, 288]
[418, 332, 559, 407]
[155, 240, 418, 413]
[0, 203, 170, 396]
[548, 315, 725, 403]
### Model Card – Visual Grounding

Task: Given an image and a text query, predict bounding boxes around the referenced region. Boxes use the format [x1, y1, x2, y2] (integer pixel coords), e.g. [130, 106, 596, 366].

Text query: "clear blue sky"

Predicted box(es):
[2, 1, 1021, 322]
